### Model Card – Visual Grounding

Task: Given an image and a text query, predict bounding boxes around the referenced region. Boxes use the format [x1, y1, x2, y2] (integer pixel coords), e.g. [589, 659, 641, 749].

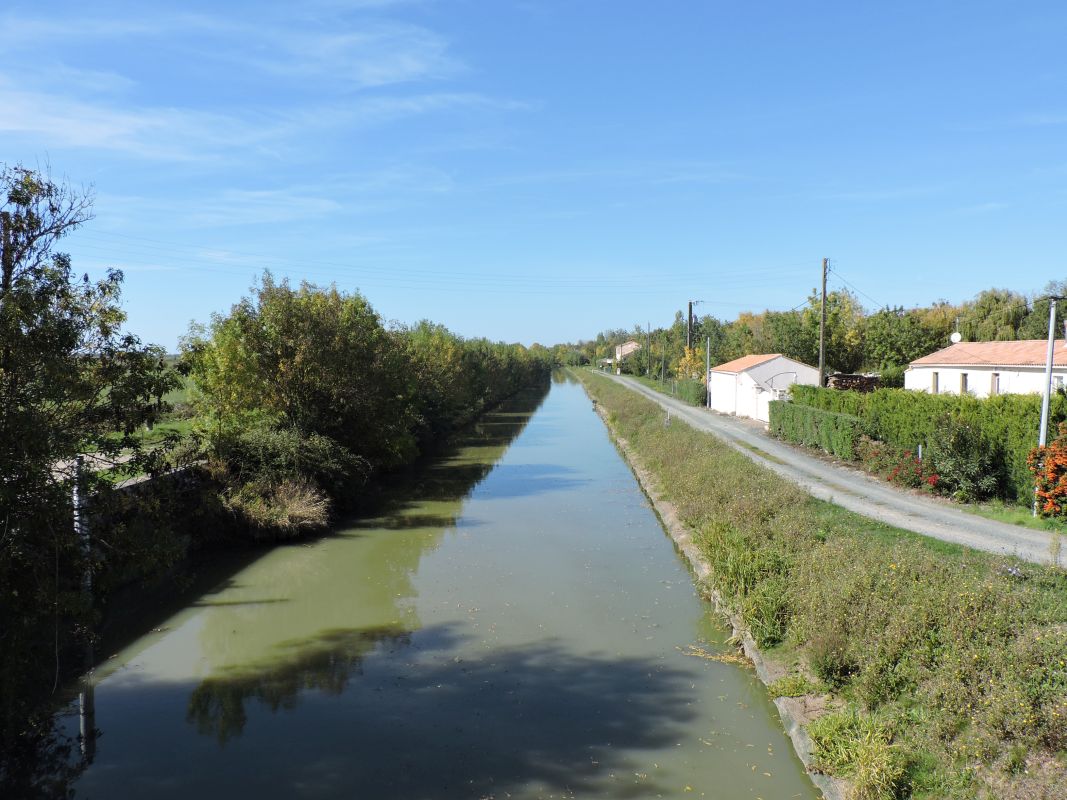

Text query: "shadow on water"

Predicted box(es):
[179, 622, 697, 798]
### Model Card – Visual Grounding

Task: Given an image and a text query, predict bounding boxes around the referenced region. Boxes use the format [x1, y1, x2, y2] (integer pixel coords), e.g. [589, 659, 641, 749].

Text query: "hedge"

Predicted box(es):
[768, 400, 866, 460]
[789, 385, 1067, 500]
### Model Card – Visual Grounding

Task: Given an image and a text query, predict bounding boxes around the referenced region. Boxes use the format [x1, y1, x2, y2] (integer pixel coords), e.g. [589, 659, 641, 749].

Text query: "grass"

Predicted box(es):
[961, 498, 1067, 532]
[577, 369, 1067, 800]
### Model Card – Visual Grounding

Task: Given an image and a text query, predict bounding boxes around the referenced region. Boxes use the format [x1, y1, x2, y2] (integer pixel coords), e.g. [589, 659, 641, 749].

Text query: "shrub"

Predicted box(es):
[769, 401, 866, 460]
[1029, 421, 1067, 517]
[878, 364, 906, 389]
[926, 414, 999, 502]
[675, 379, 707, 406]
[211, 420, 368, 499]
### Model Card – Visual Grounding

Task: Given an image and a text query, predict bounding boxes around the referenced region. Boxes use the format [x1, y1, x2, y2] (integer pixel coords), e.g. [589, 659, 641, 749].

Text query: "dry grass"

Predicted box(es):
[224, 478, 330, 538]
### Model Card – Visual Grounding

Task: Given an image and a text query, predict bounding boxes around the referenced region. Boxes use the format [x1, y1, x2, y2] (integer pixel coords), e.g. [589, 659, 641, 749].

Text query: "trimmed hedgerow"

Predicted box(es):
[769, 400, 867, 460]
[790, 386, 1067, 501]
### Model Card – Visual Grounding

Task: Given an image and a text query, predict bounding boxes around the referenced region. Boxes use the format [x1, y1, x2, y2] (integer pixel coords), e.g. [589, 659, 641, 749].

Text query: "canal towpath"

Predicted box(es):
[604, 372, 1062, 566]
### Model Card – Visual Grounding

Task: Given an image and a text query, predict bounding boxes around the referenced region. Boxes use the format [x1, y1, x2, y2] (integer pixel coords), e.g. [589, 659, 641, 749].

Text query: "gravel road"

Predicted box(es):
[603, 373, 1062, 567]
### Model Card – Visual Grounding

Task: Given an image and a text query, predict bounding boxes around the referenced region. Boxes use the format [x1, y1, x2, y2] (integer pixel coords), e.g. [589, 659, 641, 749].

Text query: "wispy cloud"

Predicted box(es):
[0, 11, 459, 89]
[0, 79, 283, 160]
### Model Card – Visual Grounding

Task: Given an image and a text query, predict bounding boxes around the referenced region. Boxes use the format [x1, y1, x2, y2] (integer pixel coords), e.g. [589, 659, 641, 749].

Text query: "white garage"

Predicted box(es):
[708, 353, 820, 423]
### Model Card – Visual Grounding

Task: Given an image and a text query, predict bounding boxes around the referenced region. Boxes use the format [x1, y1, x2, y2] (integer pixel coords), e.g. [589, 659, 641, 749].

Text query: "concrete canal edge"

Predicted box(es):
[590, 400, 848, 800]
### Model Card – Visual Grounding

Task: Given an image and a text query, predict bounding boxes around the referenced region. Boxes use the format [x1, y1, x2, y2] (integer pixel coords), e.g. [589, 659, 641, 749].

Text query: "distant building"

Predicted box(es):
[614, 340, 641, 362]
[905, 340, 1067, 397]
[709, 354, 820, 423]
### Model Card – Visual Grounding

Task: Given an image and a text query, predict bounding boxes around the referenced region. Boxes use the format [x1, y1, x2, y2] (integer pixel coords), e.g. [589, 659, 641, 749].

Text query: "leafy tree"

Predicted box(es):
[765, 309, 816, 365]
[185, 274, 418, 471]
[959, 288, 1029, 342]
[862, 306, 942, 370]
[1017, 280, 1067, 340]
[0, 166, 176, 790]
[675, 346, 704, 380]
[799, 289, 865, 373]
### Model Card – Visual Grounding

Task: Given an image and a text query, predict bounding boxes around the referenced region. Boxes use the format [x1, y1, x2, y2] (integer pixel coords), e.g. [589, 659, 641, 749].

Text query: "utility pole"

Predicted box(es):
[687, 301, 693, 350]
[705, 336, 711, 409]
[818, 258, 828, 387]
[647, 322, 651, 377]
[1036, 297, 1061, 515]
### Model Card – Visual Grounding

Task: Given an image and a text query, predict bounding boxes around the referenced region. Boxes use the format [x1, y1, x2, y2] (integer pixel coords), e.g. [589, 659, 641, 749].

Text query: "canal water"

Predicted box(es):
[60, 375, 819, 799]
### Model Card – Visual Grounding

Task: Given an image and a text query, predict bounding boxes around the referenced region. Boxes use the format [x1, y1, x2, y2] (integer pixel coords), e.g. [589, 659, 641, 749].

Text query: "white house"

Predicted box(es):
[905, 340, 1067, 397]
[708, 353, 820, 423]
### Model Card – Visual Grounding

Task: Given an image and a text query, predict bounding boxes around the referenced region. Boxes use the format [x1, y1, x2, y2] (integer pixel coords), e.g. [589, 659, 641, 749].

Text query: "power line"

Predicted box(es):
[827, 264, 885, 309]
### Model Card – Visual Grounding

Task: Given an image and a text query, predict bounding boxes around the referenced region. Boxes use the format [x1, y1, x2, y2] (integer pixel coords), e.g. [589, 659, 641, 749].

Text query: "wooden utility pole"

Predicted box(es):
[818, 258, 828, 386]
[687, 301, 693, 350]
[647, 323, 651, 376]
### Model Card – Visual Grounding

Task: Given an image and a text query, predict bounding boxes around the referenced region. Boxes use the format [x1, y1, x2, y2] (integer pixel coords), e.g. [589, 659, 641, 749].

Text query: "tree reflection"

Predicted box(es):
[187, 625, 413, 744]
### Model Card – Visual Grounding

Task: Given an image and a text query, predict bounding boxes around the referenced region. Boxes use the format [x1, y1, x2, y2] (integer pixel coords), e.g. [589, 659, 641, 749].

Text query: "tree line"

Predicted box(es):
[560, 285, 1067, 384]
[182, 273, 554, 534]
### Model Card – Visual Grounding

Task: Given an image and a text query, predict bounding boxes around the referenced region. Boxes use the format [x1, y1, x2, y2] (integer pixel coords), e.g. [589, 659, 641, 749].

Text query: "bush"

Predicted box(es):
[1029, 421, 1067, 517]
[769, 400, 866, 460]
[878, 364, 906, 388]
[926, 415, 999, 502]
[675, 379, 707, 406]
[211, 420, 368, 499]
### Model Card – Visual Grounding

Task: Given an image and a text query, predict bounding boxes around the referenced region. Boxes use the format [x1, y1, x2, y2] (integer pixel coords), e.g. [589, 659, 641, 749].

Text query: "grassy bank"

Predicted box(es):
[577, 370, 1067, 800]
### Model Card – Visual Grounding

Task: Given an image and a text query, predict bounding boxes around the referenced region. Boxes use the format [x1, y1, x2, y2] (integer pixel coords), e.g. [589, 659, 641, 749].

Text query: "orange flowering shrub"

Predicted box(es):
[1028, 422, 1067, 516]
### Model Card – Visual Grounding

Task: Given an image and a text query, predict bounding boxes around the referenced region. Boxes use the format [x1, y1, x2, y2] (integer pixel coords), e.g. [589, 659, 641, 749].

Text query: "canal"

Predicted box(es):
[60, 374, 819, 799]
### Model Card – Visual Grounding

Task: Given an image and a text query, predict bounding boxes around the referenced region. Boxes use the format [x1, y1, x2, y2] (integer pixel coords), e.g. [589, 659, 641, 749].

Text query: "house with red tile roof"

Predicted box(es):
[708, 353, 819, 422]
[904, 340, 1067, 397]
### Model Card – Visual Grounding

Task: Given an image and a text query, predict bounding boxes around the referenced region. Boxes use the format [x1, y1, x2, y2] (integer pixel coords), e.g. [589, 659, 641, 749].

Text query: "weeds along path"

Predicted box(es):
[603, 372, 1059, 566]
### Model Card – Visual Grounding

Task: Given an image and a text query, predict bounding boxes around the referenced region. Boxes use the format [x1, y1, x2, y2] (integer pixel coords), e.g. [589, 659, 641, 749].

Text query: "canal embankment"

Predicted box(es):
[577, 368, 1067, 800]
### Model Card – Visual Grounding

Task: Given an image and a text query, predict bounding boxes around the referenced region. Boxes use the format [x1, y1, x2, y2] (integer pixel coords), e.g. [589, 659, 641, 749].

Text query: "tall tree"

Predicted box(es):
[0, 166, 176, 788]
[958, 288, 1029, 341]
[863, 306, 943, 369]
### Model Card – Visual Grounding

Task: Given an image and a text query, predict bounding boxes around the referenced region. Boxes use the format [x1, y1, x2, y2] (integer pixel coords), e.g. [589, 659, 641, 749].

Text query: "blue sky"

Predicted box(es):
[2, 1, 1065, 350]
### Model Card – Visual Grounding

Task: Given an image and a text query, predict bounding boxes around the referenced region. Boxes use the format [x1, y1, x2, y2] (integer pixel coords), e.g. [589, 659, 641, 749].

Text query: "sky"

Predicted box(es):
[1, 0, 1066, 351]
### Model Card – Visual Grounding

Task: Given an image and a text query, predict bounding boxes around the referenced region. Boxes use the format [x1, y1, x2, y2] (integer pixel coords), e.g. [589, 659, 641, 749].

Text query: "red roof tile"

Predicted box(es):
[910, 340, 1067, 367]
[711, 353, 782, 374]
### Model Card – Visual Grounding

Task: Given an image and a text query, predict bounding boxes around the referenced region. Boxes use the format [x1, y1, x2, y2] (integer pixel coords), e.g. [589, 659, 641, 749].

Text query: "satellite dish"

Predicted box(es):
[950, 331, 962, 344]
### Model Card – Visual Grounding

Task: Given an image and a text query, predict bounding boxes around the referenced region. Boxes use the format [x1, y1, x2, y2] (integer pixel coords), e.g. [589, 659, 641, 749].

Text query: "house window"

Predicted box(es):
[991, 373, 1000, 396]
[1055, 376, 1064, 392]
[931, 372, 939, 393]
[960, 373, 968, 394]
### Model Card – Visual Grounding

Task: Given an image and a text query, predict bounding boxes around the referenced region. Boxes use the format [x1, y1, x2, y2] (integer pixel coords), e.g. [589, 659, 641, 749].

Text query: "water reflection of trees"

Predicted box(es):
[187, 625, 412, 744]
[183, 624, 699, 799]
